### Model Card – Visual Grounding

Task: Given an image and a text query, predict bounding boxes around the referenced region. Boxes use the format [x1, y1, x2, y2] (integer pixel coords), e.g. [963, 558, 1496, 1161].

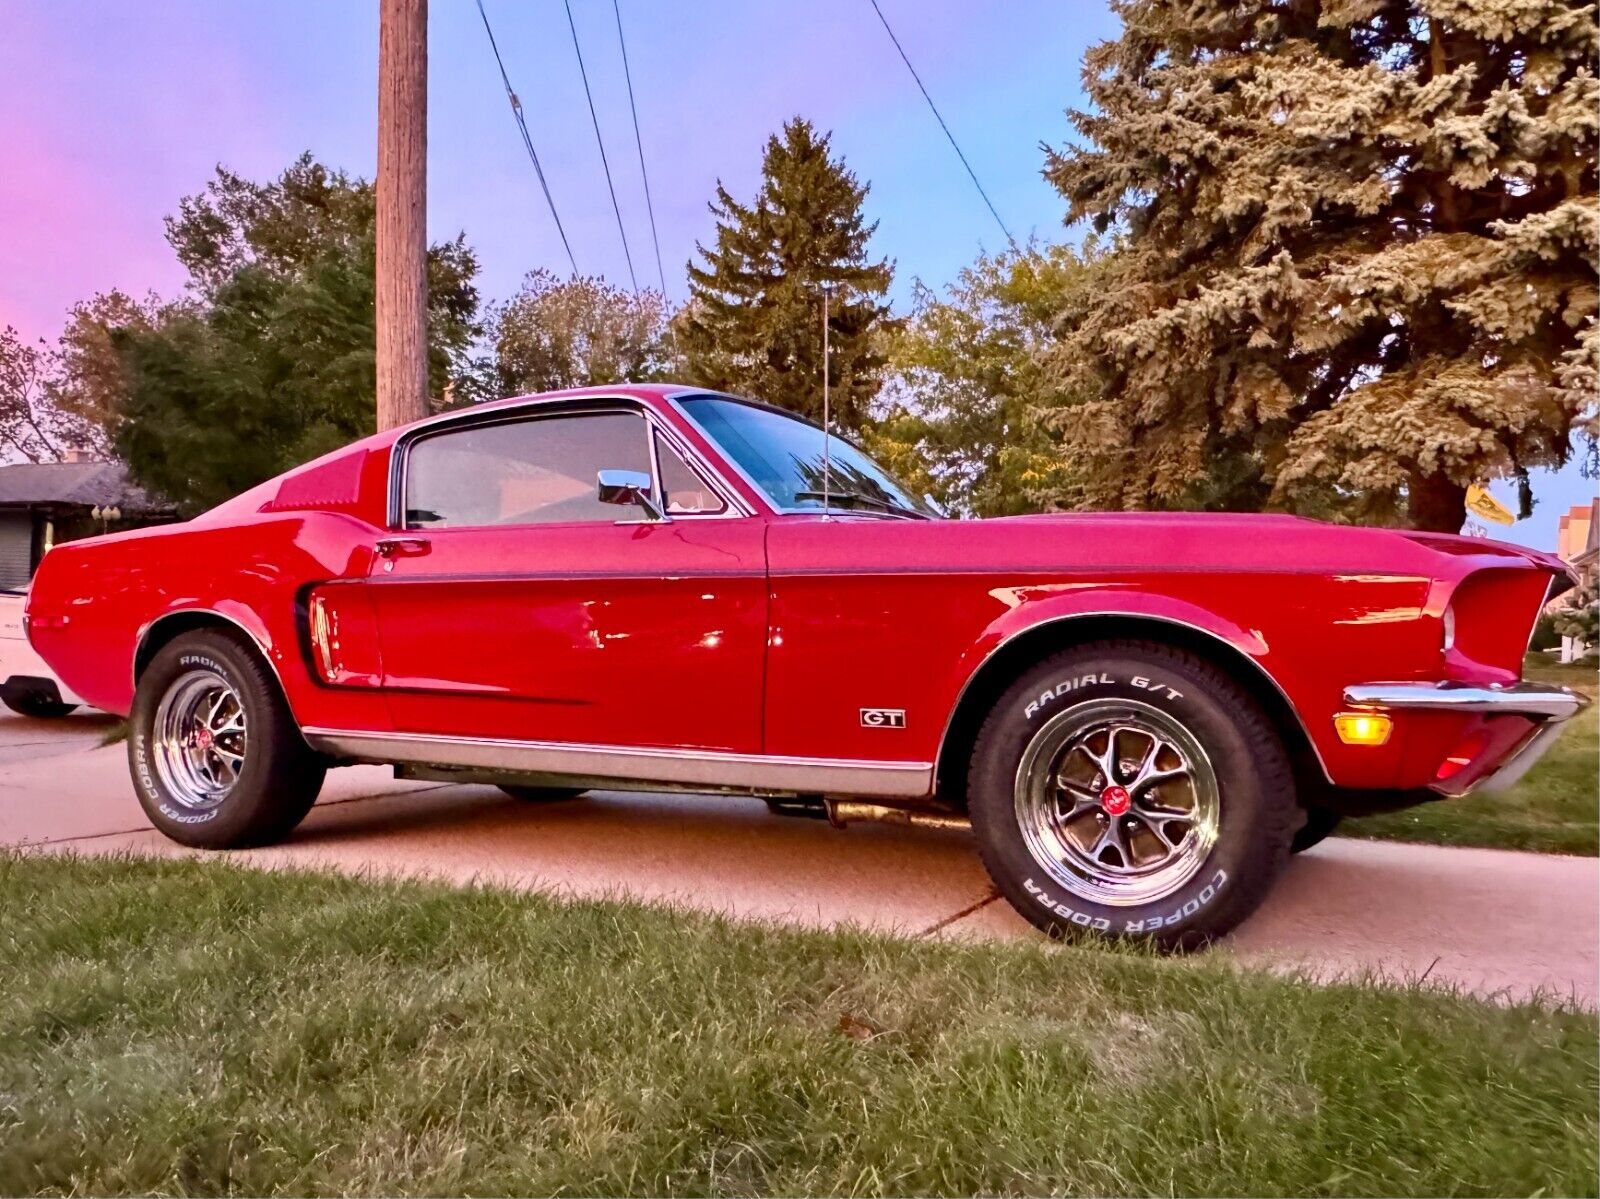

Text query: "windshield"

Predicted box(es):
[676, 395, 939, 518]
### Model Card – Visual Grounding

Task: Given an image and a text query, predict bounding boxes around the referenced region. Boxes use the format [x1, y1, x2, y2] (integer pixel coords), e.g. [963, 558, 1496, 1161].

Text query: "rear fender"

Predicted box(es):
[134, 604, 283, 689]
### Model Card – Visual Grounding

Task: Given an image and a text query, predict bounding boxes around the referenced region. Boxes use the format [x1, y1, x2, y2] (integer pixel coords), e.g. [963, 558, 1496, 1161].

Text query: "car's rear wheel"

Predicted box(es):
[968, 640, 1297, 951]
[498, 785, 587, 803]
[129, 629, 325, 848]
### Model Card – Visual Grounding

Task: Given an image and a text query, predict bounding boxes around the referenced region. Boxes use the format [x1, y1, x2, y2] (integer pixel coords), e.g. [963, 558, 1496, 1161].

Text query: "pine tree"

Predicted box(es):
[1039, 0, 1597, 531]
[682, 118, 893, 431]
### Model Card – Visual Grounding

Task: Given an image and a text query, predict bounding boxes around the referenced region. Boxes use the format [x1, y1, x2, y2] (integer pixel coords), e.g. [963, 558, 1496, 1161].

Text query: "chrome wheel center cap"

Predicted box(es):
[1100, 784, 1131, 816]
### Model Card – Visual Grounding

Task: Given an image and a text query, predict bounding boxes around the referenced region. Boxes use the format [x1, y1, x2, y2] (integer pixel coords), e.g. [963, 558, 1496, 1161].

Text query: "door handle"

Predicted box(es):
[375, 536, 431, 558]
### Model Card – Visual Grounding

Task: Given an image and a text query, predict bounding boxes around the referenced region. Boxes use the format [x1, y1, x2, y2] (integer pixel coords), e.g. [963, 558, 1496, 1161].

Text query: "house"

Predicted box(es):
[1550, 498, 1598, 662]
[1556, 499, 1598, 591]
[0, 455, 179, 591]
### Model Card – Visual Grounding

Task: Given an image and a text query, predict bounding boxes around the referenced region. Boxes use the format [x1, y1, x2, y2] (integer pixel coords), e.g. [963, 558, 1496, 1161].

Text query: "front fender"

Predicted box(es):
[934, 584, 1323, 789]
[952, 586, 1270, 692]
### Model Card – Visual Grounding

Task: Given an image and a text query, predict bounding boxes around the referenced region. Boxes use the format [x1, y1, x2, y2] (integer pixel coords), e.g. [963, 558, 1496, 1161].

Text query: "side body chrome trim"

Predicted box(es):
[302, 727, 935, 799]
[932, 611, 1334, 786]
[1343, 681, 1588, 721]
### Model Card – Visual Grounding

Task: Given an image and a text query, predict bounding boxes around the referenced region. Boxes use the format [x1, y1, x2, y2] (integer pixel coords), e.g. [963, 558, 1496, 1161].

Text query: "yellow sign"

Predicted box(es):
[1465, 484, 1515, 526]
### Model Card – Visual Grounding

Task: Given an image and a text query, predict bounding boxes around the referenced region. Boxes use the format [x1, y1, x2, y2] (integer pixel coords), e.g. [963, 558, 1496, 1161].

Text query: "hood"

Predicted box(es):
[940, 510, 1572, 586]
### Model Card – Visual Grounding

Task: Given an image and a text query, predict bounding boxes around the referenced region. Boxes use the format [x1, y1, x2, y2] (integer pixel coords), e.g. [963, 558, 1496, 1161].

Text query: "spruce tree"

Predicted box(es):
[682, 118, 893, 431]
[1040, 0, 1597, 530]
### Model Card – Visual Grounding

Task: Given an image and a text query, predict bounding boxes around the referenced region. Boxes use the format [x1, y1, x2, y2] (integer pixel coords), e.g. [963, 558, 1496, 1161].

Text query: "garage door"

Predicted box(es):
[0, 514, 34, 591]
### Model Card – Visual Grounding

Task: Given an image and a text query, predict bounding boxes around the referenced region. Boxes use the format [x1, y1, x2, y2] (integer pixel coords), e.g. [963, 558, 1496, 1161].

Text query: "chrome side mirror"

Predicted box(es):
[597, 468, 666, 521]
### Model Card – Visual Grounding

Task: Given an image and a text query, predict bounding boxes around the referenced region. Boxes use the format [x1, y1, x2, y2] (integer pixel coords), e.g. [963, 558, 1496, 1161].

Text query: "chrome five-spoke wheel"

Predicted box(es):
[1015, 697, 1221, 905]
[151, 668, 248, 810]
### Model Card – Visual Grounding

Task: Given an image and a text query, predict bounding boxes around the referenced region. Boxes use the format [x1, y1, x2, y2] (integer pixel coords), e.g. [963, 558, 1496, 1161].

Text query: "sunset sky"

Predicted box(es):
[2, 0, 1588, 546]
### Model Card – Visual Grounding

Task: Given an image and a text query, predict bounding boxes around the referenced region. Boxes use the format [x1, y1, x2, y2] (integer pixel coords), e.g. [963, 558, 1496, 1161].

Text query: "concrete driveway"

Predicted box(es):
[5, 710, 1595, 1008]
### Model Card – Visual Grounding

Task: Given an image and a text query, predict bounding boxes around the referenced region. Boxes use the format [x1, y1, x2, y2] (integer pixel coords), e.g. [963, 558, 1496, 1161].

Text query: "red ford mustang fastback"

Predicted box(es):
[26, 385, 1587, 947]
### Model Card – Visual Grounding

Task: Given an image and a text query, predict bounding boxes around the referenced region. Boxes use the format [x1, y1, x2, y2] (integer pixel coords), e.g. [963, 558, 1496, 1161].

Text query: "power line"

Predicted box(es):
[474, 0, 579, 276]
[865, 0, 1017, 249]
[611, 0, 667, 298]
[563, 0, 639, 293]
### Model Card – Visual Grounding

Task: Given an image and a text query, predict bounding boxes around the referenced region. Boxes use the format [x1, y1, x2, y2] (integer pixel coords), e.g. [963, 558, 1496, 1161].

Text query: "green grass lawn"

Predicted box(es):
[1, 853, 1594, 1197]
[1343, 654, 1598, 856]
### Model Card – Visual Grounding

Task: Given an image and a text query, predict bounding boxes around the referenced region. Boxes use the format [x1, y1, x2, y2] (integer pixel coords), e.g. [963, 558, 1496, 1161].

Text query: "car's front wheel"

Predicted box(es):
[129, 629, 325, 848]
[968, 640, 1297, 951]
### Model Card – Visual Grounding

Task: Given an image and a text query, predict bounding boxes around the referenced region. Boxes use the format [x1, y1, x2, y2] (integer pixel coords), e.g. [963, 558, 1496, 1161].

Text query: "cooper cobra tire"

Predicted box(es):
[968, 639, 1297, 952]
[498, 785, 588, 803]
[129, 629, 325, 849]
[1291, 806, 1342, 854]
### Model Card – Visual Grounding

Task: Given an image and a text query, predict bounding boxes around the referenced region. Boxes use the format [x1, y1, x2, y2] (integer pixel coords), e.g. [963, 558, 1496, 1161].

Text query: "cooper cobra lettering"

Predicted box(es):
[1121, 869, 1229, 933]
[1023, 876, 1112, 931]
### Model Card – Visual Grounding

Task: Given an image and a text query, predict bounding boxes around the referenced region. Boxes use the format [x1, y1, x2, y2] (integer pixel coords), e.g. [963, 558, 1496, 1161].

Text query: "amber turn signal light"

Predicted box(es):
[1333, 712, 1393, 746]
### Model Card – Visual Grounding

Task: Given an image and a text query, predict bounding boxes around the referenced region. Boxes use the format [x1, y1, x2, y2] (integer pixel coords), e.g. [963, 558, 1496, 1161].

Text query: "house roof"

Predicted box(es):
[0, 461, 176, 515]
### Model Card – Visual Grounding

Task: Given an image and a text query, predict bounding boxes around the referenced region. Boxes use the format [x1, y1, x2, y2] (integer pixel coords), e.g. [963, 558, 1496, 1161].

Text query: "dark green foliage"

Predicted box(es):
[868, 243, 1110, 516]
[682, 119, 893, 431]
[112, 155, 481, 513]
[1531, 611, 1564, 652]
[1039, 0, 1598, 531]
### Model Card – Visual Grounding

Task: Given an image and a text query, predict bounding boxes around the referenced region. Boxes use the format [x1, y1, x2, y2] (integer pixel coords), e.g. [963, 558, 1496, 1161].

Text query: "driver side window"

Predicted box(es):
[404, 411, 652, 529]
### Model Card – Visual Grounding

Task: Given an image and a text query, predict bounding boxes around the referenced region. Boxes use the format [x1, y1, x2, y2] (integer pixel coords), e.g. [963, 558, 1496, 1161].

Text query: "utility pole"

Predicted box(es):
[376, 0, 429, 430]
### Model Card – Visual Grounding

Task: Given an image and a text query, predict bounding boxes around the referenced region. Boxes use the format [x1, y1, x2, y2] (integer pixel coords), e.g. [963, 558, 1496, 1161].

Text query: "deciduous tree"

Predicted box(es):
[492, 270, 674, 395]
[1041, 0, 1598, 530]
[682, 118, 893, 431]
[112, 155, 481, 512]
[868, 244, 1107, 516]
[48, 290, 161, 434]
[0, 326, 101, 462]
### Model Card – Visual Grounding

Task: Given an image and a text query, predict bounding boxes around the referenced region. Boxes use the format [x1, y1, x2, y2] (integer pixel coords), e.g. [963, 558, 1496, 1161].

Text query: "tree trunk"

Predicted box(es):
[1407, 470, 1467, 532]
[376, 0, 429, 431]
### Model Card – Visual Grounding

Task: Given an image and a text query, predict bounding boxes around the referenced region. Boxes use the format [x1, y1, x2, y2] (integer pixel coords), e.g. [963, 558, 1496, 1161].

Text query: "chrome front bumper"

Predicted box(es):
[1342, 681, 1590, 796]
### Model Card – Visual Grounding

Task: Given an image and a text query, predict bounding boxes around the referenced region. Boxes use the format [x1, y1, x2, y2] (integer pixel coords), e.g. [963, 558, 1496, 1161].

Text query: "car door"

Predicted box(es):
[367, 403, 768, 752]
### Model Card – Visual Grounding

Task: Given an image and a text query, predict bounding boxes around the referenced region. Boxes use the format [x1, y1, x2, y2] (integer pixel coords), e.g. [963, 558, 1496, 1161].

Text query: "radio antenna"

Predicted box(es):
[821, 282, 833, 519]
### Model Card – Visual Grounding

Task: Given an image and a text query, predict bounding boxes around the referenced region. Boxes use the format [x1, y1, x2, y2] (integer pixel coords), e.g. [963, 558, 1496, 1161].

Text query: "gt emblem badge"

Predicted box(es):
[860, 708, 906, 729]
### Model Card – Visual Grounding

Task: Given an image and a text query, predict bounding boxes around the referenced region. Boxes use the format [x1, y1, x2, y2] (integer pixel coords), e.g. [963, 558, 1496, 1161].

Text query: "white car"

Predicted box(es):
[0, 589, 83, 717]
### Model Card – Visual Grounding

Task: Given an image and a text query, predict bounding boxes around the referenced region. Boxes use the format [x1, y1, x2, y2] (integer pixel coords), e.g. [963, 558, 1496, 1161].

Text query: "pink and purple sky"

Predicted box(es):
[1, 0, 1589, 546]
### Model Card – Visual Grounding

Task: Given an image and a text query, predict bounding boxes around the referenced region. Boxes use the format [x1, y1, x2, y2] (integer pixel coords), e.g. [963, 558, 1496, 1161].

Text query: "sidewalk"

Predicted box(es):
[5, 713, 1596, 1007]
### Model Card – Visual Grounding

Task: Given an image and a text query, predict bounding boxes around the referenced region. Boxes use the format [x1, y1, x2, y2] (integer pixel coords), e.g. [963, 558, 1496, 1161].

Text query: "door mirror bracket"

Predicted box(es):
[597, 469, 668, 522]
